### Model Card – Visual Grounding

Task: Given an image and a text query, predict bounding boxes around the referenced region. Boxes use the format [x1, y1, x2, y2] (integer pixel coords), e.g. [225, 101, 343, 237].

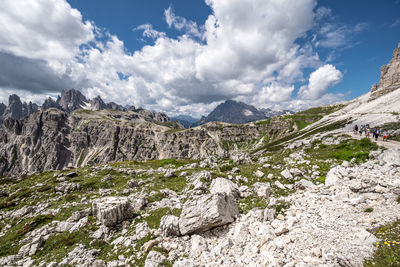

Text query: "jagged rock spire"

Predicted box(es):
[370, 42, 400, 99]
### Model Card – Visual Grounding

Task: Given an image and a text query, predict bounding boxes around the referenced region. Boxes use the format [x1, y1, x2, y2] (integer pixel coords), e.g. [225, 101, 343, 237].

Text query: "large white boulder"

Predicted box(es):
[92, 197, 134, 227]
[210, 178, 240, 199]
[179, 193, 239, 235]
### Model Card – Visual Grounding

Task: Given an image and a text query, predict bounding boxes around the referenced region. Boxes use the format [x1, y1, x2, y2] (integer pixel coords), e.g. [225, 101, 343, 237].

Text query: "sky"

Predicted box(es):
[0, 0, 399, 118]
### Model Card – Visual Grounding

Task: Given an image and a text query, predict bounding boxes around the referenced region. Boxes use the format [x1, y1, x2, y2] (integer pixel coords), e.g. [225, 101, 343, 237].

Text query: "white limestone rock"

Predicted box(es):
[92, 197, 134, 227]
[380, 148, 400, 166]
[281, 169, 293, 179]
[210, 177, 240, 199]
[160, 215, 180, 237]
[144, 251, 166, 267]
[254, 170, 264, 178]
[190, 235, 208, 256]
[256, 183, 272, 199]
[179, 193, 239, 235]
[55, 182, 80, 194]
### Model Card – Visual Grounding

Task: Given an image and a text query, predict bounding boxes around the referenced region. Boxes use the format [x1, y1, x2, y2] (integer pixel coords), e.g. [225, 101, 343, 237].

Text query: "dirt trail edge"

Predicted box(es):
[346, 131, 400, 149]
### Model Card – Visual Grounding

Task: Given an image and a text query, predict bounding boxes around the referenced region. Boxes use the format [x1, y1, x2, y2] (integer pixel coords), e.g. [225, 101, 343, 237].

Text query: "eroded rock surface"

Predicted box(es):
[92, 197, 135, 227]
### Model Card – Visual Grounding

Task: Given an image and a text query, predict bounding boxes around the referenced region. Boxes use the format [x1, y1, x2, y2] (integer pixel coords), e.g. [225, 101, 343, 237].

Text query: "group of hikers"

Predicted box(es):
[353, 124, 389, 141]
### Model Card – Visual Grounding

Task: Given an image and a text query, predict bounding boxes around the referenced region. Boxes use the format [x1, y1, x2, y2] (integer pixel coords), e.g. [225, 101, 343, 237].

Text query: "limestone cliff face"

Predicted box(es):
[370, 43, 400, 100]
[0, 109, 292, 177]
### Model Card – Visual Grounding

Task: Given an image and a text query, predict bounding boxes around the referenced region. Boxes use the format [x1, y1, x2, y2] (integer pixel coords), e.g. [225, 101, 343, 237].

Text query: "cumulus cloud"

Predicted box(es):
[298, 64, 343, 100]
[0, 0, 349, 117]
[0, 52, 75, 93]
[0, 0, 93, 62]
[0, 0, 93, 95]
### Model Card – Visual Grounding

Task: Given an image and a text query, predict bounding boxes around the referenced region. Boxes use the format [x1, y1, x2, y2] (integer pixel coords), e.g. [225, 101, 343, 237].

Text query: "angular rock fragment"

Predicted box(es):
[210, 177, 240, 199]
[256, 183, 272, 199]
[92, 197, 134, 227]
[254, 170, 264, 178]
[179, 193, 239, 235]
[160, 215, 180, 237]
[281, 169, 293, 179]
[55, 182, 80, 194]
[145, 251, 166, 267]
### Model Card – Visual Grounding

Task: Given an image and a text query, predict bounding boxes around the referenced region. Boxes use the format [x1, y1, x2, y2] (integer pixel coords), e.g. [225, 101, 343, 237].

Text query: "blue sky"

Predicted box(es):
[0, 0, 399, 117]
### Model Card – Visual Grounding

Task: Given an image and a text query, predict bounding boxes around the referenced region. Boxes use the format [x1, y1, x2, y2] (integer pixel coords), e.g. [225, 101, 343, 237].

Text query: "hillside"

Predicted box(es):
[1, 124, 399, 266]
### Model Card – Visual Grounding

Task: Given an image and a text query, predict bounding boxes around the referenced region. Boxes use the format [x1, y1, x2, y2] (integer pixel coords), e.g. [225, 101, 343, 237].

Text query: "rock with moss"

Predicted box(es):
[179, 193, 239, 235]
[18, 234, 44, 257]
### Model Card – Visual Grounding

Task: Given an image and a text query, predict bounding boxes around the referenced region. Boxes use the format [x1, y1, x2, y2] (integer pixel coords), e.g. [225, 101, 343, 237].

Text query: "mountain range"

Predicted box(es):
[0, 90, 293, 128]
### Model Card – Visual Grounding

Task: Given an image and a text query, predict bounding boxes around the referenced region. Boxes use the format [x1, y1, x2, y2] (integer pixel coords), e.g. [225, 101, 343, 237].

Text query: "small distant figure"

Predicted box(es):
[366, 127, 370, 138]
[382, 130, 388, 141]
[373, 128, 380, 141]
[353, 125, 358, 135]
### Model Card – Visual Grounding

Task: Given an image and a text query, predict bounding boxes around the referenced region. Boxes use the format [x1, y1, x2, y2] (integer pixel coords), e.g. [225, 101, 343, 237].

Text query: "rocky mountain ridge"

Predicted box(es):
[0, 89, 168, 127]
[0, 94, 38, 125]
[0, 107, 295, 177]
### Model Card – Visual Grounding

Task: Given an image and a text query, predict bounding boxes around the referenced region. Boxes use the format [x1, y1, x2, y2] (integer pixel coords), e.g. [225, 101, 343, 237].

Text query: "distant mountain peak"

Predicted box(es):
[194, 99, 293, 125]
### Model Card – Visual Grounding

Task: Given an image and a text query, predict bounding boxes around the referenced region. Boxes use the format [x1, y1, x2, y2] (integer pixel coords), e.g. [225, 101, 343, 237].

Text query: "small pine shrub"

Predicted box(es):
[364, 207, 374, 213]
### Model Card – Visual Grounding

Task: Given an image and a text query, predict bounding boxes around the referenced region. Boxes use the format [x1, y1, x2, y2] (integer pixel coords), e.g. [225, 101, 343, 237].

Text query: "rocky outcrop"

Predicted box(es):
[178, 193, 239, 235]
[41, 97, 61, 110]
[88, 96, 107, 110]
[0, 103, 6, 117]
[370, 42, 400, 100]
[92, 197, 135, 227]
[0, 94, 39, 124]
[57, 88, 88, 113]
[144, 251, 166, 267]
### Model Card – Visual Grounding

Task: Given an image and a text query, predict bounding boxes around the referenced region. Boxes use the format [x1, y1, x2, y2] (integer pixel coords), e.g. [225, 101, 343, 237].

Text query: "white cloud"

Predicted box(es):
[134, 24, 166, 39]
[391, 18, 400, 28]
[0, 0, 349, 117]
[314, 22, 368, 49]
[0, 0, 93, 62]
[164, 6, 203, 39]
[299, 64, 343, 100]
